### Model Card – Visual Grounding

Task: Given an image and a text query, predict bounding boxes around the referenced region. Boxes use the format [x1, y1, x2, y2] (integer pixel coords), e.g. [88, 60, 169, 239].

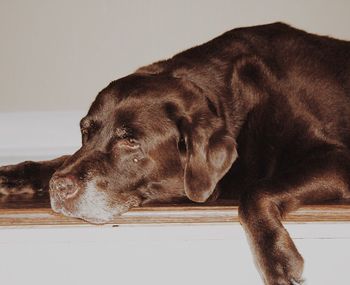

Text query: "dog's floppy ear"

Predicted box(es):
[179, 119, 238, 202]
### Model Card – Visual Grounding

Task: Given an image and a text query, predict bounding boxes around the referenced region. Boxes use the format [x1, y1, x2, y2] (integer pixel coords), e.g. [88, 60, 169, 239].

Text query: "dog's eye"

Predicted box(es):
[178, 137, 187, 153]
[126, 137, 137, 145]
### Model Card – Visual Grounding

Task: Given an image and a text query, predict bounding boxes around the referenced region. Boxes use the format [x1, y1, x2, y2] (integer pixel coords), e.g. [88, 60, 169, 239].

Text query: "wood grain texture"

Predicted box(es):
[1, 194, 350, 226]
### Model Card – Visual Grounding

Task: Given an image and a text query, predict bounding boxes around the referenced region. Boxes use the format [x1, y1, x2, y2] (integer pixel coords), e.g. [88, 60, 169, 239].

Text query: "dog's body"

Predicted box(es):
[1, 23, 350, 284]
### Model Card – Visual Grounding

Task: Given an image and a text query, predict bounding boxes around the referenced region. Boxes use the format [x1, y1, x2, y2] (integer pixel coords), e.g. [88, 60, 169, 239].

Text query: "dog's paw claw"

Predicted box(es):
[0, 175, 9, 195]
[291, 278, 305, 285]
[0, 177, 7, 184]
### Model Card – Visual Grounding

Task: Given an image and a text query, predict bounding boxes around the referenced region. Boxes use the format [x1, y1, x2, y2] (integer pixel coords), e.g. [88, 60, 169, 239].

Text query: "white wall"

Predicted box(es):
[0, 111, 83, 164]
[0, 0, 350, 111]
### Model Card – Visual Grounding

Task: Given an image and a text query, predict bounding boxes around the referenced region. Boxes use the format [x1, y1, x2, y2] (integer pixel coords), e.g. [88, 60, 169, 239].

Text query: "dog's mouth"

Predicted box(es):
[49, 194, 78, 218]
[50, 197, 126, 224]
[49, 185, 133, 224]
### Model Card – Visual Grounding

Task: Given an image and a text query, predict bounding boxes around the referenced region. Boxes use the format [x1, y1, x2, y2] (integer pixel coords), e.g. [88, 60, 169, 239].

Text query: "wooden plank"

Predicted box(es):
[1, 194, 350, 226]
[1, 204, 350, 226]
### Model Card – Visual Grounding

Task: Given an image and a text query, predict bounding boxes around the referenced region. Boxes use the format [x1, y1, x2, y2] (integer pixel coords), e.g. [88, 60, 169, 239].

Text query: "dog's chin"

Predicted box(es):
[76, 215, 114, 225]
[73, 208, 131, 224]
[52, 205, 124, 224]
[76, 206, 131, 225]
[50, 196, 130, 224]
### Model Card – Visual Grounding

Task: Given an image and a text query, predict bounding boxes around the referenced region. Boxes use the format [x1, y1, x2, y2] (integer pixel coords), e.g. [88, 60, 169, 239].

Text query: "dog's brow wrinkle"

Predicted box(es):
[115, 127, 129, 138]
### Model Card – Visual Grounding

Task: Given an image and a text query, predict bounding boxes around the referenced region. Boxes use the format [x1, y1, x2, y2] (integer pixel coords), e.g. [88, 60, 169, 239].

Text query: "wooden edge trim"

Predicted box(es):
[1, 204, 350, 226]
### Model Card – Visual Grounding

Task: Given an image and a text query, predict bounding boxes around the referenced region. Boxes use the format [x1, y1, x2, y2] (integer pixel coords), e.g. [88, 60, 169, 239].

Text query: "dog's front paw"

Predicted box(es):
[258, 228, 305, 285]
[0, 162, 42, 196]
[267, 257, 304, 285]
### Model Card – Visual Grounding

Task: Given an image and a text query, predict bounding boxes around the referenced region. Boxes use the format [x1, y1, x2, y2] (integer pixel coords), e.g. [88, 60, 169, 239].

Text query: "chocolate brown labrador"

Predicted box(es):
[1, 22, 350, 285]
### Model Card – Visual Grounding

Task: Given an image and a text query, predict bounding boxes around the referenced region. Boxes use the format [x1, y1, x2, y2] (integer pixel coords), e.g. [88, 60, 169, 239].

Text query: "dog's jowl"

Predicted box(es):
[1, 23, 350, 285]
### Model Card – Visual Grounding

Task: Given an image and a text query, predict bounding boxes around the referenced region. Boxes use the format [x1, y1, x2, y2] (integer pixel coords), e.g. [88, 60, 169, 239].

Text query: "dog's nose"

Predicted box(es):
[50, 175, 78, 199]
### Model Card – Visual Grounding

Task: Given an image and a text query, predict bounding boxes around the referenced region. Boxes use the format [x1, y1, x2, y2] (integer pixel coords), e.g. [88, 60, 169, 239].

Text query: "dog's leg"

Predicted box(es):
[239, 145, 350, 285]
[0, 155, 70, 196]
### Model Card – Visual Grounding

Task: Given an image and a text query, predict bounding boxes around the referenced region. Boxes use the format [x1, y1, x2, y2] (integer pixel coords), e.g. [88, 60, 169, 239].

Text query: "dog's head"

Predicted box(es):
[49, 66, 237, 223]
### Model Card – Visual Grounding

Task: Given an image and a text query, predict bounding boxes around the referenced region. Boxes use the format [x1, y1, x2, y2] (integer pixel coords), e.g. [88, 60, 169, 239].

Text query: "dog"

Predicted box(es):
[1, 22, 350, 284]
